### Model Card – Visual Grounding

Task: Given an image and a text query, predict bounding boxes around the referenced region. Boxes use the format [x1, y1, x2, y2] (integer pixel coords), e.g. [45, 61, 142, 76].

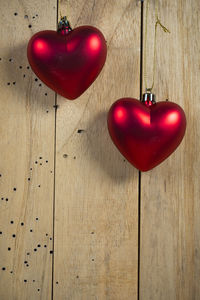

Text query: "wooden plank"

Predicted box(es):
[0, 1, 56, 299]
[140, 0, 200, 299]
[54, 0, 141, 299]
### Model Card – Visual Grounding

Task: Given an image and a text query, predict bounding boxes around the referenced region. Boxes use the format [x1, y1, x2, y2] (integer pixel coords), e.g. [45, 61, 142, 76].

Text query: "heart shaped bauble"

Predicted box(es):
[27, 17, 107, 100]
[107, 93, 186, 171]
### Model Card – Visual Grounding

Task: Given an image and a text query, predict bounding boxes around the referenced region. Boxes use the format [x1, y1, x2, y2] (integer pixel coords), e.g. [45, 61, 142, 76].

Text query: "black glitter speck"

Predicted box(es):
[77, 129, 85, 133]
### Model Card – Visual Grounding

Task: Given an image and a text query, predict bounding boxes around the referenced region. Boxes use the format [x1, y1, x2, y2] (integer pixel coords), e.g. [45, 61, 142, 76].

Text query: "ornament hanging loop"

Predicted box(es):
[146, 87, 153, 93]
[143, 0, 170, 94]
[58, 0, 70, 22]
[156, 17, 170, 34]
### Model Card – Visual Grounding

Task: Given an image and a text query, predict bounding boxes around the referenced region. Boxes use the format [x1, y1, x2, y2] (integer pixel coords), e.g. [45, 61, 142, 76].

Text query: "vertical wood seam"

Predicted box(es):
[138, 1, 144, 299]
[51, 1, 59, 299]
[51, 92, 57, 300]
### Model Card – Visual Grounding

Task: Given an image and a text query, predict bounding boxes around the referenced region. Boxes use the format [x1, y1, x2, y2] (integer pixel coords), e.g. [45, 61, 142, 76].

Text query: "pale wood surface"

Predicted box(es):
[0, 0, 199, 299]
[0, 1, 56, 299]
[54, 0, 140, 299]
[140, 0, 200, 299]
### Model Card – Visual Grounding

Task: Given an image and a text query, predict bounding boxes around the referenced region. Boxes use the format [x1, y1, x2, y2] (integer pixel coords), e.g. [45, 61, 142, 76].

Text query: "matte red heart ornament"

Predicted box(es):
[107, 93, 186, 171]
[27, 17, 107, 99]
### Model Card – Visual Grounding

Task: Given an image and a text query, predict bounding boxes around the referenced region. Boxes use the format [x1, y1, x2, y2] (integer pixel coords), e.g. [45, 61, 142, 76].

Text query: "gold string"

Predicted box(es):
[58, 0, 70, 19]
[143, 0, 170, 93]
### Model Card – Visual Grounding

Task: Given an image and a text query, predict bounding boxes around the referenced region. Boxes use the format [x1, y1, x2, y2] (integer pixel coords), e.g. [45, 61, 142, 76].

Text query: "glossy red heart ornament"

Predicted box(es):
[107, 96, 186, 171]
[27, 20, 107, 99]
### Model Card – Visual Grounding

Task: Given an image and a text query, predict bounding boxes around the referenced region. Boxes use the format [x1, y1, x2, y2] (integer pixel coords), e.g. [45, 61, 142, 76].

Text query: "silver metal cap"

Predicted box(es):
[57, 16, 72, 34]
[142, 92, 156, 104]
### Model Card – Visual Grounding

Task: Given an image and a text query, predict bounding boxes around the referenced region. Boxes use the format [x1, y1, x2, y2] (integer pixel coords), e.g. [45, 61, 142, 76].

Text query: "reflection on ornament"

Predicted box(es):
[133, 108, 150, 126]
[33, 39, 50, 57]
[114, 107, 127, 123]
[164, 111, 179, 126]
[89, 35, 100, 51]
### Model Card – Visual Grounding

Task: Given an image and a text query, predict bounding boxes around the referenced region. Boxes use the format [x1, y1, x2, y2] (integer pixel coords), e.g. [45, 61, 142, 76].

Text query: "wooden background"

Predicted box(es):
[0, 0, 199, 299]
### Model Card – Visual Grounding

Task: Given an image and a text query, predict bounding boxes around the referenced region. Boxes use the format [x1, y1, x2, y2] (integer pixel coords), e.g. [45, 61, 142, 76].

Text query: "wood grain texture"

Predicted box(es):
[54, 1, 140, 299]
[0, 1, 56, 299]
[140, 0, 200, 299]
[2, 0, 199, 299]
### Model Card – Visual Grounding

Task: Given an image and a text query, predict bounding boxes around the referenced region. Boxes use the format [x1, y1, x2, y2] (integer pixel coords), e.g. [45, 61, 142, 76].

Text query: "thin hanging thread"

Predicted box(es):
[58, 0, 70, 19]
[143, 0, 170, 93]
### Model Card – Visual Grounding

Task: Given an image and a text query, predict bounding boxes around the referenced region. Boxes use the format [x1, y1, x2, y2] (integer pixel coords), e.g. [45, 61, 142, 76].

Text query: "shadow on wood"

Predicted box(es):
[2, 43, 54, 110]
[83, 110, 138, 183]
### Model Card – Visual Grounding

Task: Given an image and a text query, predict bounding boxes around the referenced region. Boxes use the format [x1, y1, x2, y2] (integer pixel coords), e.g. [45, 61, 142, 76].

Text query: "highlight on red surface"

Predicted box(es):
[114, 106, 127, 123]
[164, 111, 180, 126]
[33, 39, 50, 56]
[133, 108, 150, 125]
[89, 35, 100, 51]
[66, 39, 77, 52]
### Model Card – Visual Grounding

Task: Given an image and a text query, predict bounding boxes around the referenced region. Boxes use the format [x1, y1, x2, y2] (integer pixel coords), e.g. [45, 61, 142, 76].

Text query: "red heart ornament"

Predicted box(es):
[27, 19, 107, 100]
[107, 96, 186, 171]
